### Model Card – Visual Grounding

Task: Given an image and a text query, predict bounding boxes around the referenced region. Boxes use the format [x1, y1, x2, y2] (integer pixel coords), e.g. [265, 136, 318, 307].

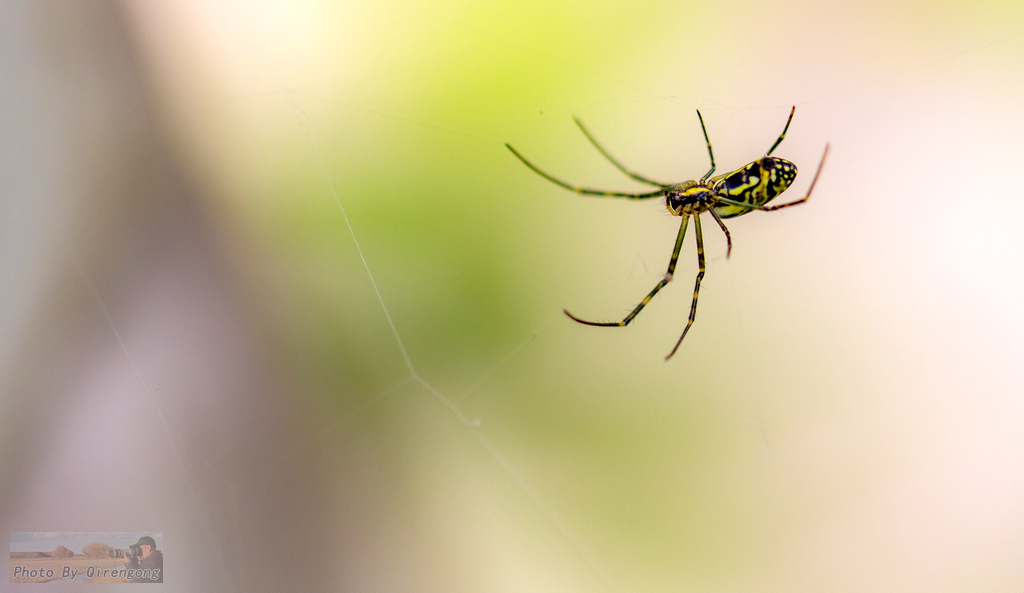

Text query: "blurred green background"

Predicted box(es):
[4, 0, 1024, 591]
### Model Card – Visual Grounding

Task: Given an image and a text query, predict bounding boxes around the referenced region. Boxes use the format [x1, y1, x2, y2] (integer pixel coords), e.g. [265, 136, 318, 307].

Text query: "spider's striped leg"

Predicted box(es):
[506, 144, 664, 199]
[666, 214, 706, 360]
[715, 196, 766, 211]
[573, 116, 667, 187]
[696, 110, 716, 180]
[762, 144, 829, 211]
[708, 208, 733, 259]
[565, 214, 690, 328]
[765, 106, 796, 156]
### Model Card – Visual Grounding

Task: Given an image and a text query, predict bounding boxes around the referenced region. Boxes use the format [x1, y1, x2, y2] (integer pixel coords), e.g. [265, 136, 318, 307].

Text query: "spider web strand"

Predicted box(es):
[456, 312, 558, 404]
[293, 99, 616, 593]
[415, 375, 617, 593]
[67, 246, 239, 591]
[291, 98, 416, 374]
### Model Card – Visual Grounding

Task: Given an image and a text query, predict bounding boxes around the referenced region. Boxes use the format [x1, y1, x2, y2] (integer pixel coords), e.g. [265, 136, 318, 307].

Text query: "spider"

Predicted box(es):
[506, 106, 829, 360]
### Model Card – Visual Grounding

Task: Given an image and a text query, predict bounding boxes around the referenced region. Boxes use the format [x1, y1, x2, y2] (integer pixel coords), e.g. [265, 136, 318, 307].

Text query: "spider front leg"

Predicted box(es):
[765, 106, 796, 156]
[505, 144, 664, 199]
[696, 110, 716, 181]
[564, 214, 690, 329]
[572, 116, 667, 187]
[666, 213, 706, 360]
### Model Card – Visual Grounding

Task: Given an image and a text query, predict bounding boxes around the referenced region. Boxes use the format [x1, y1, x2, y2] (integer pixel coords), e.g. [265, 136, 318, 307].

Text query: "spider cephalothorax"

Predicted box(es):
[506, 107, 828, 359]
[665, 180, 714, 216]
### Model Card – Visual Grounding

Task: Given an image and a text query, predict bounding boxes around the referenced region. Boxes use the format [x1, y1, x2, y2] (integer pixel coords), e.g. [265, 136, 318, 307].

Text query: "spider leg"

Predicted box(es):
[713, 196, 767, 212]
[573, 116, 668, 187]
[565, 214, 690, 327]
[761, 144, 829, 211]
[765, 106, 796, 156]
[708, 208, 733, 259]
[506, 144, 664, 199]
[696, 110, 716, 181]
[666, 213, 706, 360]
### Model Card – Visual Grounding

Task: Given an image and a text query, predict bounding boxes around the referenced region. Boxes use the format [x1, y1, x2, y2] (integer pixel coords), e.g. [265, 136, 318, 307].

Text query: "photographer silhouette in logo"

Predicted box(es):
[123, 536, 163, 583]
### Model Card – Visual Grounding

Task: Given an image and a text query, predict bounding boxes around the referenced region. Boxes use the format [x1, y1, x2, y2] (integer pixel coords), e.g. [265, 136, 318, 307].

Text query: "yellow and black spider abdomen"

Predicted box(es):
[713, 157, 798, 219]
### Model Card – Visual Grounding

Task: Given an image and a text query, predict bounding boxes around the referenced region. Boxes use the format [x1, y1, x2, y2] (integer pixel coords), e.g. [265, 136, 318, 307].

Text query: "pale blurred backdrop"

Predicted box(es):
[3, 0, 1024, 591]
